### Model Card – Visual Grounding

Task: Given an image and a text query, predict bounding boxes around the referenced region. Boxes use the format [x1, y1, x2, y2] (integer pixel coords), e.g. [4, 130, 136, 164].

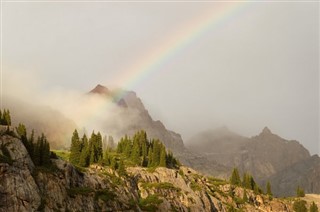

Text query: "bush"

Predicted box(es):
[95, 189, 116, 202]
[67, 187, 94, 198]
[141, 182, 181, 192]
[138, 194, 163, 212]
[293, 199, 307, 212]
[0, 144, 13, 165]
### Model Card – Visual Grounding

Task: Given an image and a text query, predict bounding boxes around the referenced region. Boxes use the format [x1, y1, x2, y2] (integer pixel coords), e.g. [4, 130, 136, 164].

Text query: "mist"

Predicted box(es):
[3, 71, 148, 148]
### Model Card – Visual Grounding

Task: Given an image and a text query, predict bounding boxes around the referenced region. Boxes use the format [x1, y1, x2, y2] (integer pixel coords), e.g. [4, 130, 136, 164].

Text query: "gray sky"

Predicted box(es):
[1, 1, 319, 154]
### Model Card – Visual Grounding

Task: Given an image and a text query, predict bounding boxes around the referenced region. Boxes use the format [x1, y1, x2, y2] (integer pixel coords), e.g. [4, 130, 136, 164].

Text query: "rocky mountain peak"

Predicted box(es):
[89, 84, 110, 95]
[261, 126, 272, 135]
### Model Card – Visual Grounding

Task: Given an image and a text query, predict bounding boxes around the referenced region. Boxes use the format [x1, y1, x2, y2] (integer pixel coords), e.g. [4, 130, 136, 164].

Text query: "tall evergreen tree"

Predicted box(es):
[230, 168, 241, 186]
[5, 109, 11, 126]
[79, 134, 89, 167]
[117, 159, 126, 176]
[151, 140, 161, 167]
[131, 138, 141, 165]
[147, 147, 153, 167]
[96, 132, 103, 162]
[69, 129, 81, 165]
[310, 202, 318, 212]
[33, 134, 50, 166]
[159, 146, 166, 167]
[266, 181, 272, 196]
[242, 189, 248, 202]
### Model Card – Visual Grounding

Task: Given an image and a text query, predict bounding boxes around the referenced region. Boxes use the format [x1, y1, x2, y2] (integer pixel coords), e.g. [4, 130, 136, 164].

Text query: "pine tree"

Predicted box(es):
[138, 130, 148, 158]
[159, 146, 166, 167]
[131, 138, 141, 165]
[27, 130, 35, 160]
[79, 134, 89, 167]
[242, 173, 250, 189]
[123, 135, 132, 158]
[16, 123, 30, 154]
[266, 181, 272, 196]
[117, 159, 126, 176]
[110, 157, 117, 170]
[32, 134, 51, 166]
[69, 129, 81, 165]
[296, 186, 305, 197]
[310, 202, 318, 212]
[151, 140, 161, 167]
[293, 200, 307, 212]
[5, 109, 11, 126]
[147, 147, 153, 167]
[243, 189, 248, 202]
[41, 134, 51, 165]
[96, 132, 103, 162]
[230, 168, 241, 186]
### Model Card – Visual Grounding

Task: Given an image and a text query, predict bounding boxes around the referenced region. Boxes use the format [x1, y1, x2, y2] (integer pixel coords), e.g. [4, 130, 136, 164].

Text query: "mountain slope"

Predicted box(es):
[0, 127, 294, 212]
[266, 155, 320, 197]
[187, 127, 318, 196]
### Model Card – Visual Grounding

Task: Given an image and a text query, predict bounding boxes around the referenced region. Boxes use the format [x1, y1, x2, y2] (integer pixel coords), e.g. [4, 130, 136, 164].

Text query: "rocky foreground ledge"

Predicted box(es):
[0, 131, 295, 212]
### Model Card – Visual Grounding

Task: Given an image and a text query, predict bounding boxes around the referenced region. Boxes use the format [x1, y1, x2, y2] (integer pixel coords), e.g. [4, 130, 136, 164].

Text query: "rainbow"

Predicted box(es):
[113, 1, 249, 98]
[79, 1, 249, 132]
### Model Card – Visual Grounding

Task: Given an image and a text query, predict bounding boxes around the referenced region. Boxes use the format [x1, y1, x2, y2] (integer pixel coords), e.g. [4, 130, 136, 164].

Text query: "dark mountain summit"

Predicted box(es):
[89, 84, 111, 95]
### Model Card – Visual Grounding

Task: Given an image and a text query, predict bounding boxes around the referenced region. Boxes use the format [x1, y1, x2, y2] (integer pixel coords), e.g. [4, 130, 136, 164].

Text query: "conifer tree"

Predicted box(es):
[117, 159, 126, 176]
[159, 146, 166, 167]
[69, 129, 81, 165]
[110, 157, 117, 170]
[230, 168, 241, 186]
[33, 134, 50, 166]
[79, 134, 89, 167]
[151, 140, 161, 167]
[131, 138, 141, 165]
[147, 147, 153, 167]
[4, 109, 11, 126]
[266, 181, 272, 196]
[293, 200, 307, 212]
[296, 186, 305, 197]
[123, 135, 132, 157]
[243, 189, 248, 202]
[310, 202, 318, 212]
[96, 132, 103, 162]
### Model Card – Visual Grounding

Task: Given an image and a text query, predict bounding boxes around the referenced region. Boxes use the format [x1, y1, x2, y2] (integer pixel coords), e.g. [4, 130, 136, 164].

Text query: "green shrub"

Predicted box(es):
[190, 181, 201, 191]
[141, 182, 181, 192]
[67, 187, 94, 198]
[0, 144, 13, 165]
[95, 189, 116, 202]
[138, 194, 163, 212]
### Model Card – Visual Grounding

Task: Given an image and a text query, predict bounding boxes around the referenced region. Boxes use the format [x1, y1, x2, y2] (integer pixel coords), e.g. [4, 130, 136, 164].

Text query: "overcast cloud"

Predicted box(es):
[1, 2, 319, 154]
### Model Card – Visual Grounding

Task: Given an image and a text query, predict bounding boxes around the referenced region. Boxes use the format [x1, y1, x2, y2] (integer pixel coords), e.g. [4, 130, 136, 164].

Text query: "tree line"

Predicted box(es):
[16, 123, 51, 166]
[0, 109, 11, 126]
[115, 130, 179, 168]
[229, 168, 269, 195]
[69, 130, 180, 170]
[69, 129, 104, 167]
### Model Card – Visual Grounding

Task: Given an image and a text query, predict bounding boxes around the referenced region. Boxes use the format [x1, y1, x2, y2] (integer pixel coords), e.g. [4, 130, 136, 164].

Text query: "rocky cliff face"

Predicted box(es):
[0, 129, 294, 212]
[89, 85, 186, 153]
[187, 127, 319, 196]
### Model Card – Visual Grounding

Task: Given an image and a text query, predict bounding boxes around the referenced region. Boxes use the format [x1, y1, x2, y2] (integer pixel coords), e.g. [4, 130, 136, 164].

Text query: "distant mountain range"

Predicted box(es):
[6, 84, 319, 196]
[187, 126, 320, 196]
